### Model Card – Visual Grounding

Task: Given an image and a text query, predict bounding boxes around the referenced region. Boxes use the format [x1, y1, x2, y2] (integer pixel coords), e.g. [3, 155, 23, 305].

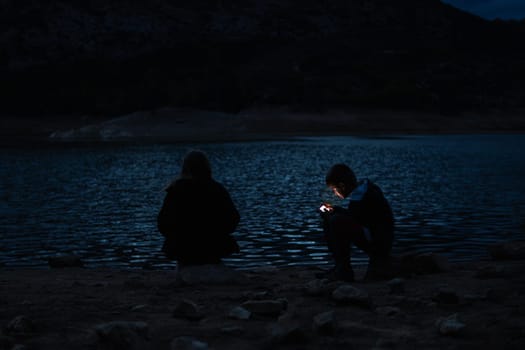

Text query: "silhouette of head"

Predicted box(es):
[181, 150, 212, 180]
[325, 163, 357, 199]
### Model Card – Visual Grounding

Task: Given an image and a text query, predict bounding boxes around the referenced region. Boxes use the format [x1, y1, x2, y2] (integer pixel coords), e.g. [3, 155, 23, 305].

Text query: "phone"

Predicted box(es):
[319, 204, 331, 213]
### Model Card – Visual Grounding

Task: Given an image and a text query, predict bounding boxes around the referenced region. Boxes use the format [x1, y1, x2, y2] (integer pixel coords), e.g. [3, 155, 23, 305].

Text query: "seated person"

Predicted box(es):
[319, 163, 394, 281]
[157, 150, 240, 266]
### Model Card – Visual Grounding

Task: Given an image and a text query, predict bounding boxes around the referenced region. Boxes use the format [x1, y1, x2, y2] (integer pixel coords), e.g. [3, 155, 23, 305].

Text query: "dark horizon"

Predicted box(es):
[2, 0, 525, 138]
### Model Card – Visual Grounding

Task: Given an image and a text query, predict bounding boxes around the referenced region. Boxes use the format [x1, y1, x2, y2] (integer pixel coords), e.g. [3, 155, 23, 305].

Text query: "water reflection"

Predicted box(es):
[1, 135, 525, 269]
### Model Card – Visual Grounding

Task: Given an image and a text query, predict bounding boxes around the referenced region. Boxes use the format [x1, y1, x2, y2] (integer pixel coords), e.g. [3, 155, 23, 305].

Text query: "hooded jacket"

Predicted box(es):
[157, 177, 240, 263]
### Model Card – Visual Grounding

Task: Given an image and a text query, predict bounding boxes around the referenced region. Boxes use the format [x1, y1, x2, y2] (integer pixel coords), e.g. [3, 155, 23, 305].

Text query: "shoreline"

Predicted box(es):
[2, 130, 525, 150]
[2, 242, 525, 350]
[2, 107, 525, 145]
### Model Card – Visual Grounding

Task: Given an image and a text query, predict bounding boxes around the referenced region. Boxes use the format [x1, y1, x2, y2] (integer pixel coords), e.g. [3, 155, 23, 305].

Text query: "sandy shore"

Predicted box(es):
[1, 242, 525, 350]
[2, 107, 525, 144]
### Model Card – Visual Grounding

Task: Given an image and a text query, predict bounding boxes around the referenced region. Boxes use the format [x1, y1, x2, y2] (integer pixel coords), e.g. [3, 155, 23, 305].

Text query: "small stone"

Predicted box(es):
[94, 321, 149, 350]
[304, 279, 331, 296]
[269, 312, 307, 344]
[375, 337, 400, 348]
[387, 278, 405, 294]
[432, 289, 459, 304]
[313, 310, 336, 335]
[11, 345, 28, 350]
[277, 298, 289, 310]
[131, 304, 148, 312]
[172, 299, 203, 320]
[375, 306, 401, 317]
[228, 306, 251, 320]
[6, 315, 36, 335]
[435, 314, 465, 335]
[221, 325, 244, 335]
[241, 300, 285, 316]
[332, 284, 371, 307]
[171, 336, 208, 350]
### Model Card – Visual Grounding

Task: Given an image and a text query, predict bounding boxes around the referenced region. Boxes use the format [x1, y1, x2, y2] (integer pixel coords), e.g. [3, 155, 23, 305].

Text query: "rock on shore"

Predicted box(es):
[1, 242, 525, 349]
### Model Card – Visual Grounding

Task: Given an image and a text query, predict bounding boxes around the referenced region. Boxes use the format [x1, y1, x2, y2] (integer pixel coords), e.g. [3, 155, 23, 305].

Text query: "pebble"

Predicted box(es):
[387, 278, 405, 294]
[131, 304, 148, 312]
[221, 325, 244, 335]
[313, 310, 336, 335]
[228, 306, 251, 320]
[172, 299, 203, 320]
[171, 336, 208, 350]
[375, 306, 401, 317]
[332, 284, 371, 307]
[432, 289, 459, 304]
[269, 312, 307, 344]
[6, 315, 35, 335]
[241, 300, 285, 316]
[94, 321, 149, 350]
[435, 313, 466, 335]
[304, 279, 331, 296]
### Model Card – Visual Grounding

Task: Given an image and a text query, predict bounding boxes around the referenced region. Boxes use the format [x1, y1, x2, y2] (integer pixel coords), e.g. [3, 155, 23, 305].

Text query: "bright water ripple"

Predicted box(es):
[1, 135, 524, 269]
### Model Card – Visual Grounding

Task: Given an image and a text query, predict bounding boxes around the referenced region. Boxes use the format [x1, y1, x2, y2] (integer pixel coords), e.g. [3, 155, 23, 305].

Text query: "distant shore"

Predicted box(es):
[1, 241, 525, 350]
[2, 107, 525, 144]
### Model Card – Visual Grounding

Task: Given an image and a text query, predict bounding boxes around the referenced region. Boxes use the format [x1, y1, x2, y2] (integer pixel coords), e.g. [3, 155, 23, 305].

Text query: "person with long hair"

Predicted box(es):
[157, 150, 240, 266]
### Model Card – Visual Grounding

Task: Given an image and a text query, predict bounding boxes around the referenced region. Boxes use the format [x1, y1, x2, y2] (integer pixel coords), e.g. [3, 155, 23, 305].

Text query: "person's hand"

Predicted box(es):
[331, 205, 345, 213]
[319, 203, 333, 213]
[318, 203, 334, 221]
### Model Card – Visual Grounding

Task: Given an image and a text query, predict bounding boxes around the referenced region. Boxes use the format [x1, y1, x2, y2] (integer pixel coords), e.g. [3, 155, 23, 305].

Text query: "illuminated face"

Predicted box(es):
[330, 184, 347, 199]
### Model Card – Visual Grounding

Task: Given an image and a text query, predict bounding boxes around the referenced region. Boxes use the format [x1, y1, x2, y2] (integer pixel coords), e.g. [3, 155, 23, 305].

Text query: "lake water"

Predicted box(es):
[1, 135, 524, 270]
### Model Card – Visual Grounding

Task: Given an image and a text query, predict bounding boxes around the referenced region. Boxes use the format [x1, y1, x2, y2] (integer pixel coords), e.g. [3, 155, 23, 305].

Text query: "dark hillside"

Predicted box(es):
[1, 0, 524, 117]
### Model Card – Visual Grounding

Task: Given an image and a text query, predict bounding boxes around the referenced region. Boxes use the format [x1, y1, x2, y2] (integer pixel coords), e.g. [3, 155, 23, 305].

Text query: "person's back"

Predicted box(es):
[347, 179, 394, 257]
[157, 150, 240, 265]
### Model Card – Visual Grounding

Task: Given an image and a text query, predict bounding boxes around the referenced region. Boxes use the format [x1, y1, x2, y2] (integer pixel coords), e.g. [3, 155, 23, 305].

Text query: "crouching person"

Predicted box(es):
[319, 163, 395, 281]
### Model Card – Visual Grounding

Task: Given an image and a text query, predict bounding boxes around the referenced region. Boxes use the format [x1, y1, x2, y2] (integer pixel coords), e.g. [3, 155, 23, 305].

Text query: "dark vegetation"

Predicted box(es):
[2, 0, 525, 118]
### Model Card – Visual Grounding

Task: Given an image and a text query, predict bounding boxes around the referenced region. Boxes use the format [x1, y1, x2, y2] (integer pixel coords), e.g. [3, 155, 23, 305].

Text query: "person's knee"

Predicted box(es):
[331, 215, 363, 238]
[369, 240, 392, 258]
[328, 213, 353, 229]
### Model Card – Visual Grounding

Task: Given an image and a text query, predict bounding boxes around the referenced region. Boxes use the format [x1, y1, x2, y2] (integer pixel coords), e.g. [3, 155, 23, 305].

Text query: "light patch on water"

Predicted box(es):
[1, 135, 525, 269]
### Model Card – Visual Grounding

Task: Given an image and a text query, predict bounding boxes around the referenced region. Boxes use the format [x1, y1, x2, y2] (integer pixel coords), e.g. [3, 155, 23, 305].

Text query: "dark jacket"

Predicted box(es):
[347, 179, 394, 254]
[157, 178, 240, 263]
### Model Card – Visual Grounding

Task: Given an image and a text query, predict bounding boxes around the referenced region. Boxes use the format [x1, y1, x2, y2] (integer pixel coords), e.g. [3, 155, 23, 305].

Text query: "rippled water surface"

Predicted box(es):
[1, 135, 525, 269]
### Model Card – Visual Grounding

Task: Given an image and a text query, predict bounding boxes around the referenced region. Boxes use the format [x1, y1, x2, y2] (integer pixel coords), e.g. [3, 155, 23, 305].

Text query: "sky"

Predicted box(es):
[442, 0, 525, 20]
